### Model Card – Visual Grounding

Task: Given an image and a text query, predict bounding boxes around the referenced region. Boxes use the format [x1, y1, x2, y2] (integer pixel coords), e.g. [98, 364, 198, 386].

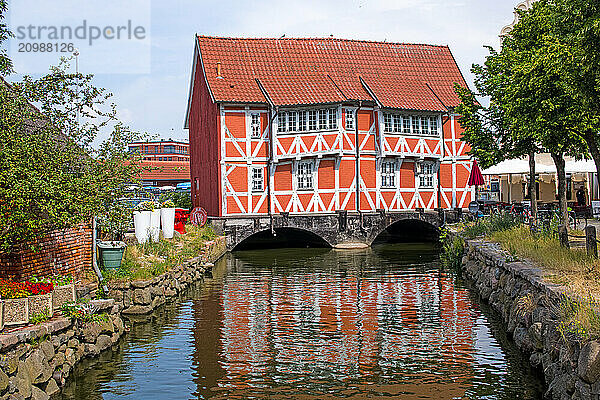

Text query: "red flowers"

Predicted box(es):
[23, 281, 54, 296]
[0, 279, 54, 298]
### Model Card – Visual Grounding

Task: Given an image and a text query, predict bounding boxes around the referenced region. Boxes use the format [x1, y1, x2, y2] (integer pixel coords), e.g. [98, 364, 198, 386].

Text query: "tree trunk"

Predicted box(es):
[551, 152, 569, 228]
[528, 150, 538, 221]
[584, 130, 600, 201]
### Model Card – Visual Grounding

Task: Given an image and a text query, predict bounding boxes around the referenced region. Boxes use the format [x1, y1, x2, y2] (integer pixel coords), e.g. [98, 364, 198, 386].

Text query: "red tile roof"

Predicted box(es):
[138, 161, 190, 181]
[196, 36, 468, 112]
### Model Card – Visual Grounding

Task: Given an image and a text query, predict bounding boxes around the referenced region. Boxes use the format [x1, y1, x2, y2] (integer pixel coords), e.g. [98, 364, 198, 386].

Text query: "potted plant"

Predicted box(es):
[150, 201, 161, 242]
[0, 279, 29, 326]
[161, 199, 176, 239]
[24, 280, 53, 317]
[133, 200, 154, 244]
[97, 200, 130, 268]
[50, 275, 75, 309]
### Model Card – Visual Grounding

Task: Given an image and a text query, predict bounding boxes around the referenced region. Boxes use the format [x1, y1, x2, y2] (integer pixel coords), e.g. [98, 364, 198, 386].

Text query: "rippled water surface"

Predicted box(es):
[58, 244, 545, 399]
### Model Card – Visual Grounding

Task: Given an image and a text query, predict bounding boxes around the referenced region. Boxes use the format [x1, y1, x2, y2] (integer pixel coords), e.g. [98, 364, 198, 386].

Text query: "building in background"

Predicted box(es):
[129, 139, 190, 187]
[185, 36, 474, 217]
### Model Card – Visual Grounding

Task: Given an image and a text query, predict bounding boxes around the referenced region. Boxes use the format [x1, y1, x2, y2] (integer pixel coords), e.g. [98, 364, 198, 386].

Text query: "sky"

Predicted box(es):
[6, 0, 522, 143]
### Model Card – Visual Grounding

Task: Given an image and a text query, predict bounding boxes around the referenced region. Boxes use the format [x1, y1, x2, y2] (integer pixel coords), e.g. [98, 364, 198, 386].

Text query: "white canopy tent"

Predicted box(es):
[482, 158, 598, 175]
[480, 156, 599, 204]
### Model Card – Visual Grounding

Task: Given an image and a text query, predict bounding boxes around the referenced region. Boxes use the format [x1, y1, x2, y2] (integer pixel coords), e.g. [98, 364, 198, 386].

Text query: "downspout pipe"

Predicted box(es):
[355, 103, 360, 213]
[255, 78, 277, 235]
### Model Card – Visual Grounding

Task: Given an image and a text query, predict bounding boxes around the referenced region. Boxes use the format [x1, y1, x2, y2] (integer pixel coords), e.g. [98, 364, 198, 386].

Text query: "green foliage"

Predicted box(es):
[0, 58, 147, 252]
[161, 199, 175, 208]
[459, 213, 522, 239]
[440, 228, 464, 271]
[28, 274, 73, 286]
[557, 295, 600, 343]
[95, 285, 108, 299]
[135, 201, 156, 212]
[0, 2, 147, 251]
[29, 311, 51, 325]
[104, 224, 216, 282]
[455, 0, 600, 226]
[29, 334, 49, 347]
[159, 191, 191, 210]
[61, 300, 108, 323]
[0, 0, 13, 75]
[97, 200, 132, 241]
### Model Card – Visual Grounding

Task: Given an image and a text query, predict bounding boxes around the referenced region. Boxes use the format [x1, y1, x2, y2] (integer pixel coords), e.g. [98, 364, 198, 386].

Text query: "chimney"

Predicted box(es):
[216, 62, 223, 79]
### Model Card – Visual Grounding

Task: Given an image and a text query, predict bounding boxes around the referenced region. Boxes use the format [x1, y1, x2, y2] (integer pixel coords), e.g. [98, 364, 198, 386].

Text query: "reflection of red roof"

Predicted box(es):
[139, 161, 190, 181]
[196, 36, 467, 111]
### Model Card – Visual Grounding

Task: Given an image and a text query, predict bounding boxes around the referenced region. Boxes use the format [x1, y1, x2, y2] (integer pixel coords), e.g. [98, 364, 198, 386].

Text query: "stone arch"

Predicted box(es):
[369, 216, 440, 245]
[232, 226, 333, 251]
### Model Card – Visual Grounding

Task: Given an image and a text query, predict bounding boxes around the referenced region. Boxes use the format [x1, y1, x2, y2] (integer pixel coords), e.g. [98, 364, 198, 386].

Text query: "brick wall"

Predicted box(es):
[0, 222, 92, 281]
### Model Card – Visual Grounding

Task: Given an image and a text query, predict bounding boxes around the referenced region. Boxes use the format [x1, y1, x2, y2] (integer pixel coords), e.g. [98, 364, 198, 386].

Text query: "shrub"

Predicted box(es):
[461, 212, 522, 239]
[97, 200, 132, 241]
[159, 191, 191, 210]
[162, 199, 175, 208]
[136, 201, 156, 212]
[440, 229, 465, 270]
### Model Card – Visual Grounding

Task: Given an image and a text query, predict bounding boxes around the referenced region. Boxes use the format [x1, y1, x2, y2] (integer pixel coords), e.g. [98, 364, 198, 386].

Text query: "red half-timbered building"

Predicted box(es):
[185, 36, 473, 217]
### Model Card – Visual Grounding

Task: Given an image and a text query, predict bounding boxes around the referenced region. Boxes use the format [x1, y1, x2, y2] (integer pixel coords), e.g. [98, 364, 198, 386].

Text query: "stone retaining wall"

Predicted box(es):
[0, 235, 227, 400]
[461, 237, 600, 399]
[106, 236, 226, 315]
[0, 299, 123, 400]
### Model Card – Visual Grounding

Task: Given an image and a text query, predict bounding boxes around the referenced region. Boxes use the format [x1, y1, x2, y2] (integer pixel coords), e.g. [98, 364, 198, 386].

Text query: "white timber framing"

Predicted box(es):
[218, 104, 473, 216]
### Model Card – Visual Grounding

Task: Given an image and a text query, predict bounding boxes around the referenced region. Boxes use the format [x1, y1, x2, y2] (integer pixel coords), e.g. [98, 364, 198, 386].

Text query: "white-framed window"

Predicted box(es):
[418, 162, 435, 188]
[381, 160, 396, 188]
[429, 117, 439, 135]
[328, 108, 337, 130]
[393, 115, 402, 132]
[345, 109, 355, 130]
[308, 111, 317, 131]
[288, 111, 297, 132]
[318, 109, 328, 130]
[403, 116, 411, 133]
[384, 113, 392, 132]
[412, 117, 420, 134]
[381, 112, 440, 135]
[297, 161, 313, 190]
[251, 113, 261, 138]
[252, 167, 264, 192]
[278, 113, 286, 133]
[421, 117, 429, 135]
[276, 108, 339, 133]
[298, 112, 307, 131]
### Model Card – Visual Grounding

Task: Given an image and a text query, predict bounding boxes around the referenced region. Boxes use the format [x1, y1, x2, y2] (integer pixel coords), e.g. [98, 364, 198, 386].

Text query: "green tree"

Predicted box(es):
[0, 3, 146, 252]
[456, 0, 593, 227]
[0, 0, 12, 75]
[455, 52, 540, 220]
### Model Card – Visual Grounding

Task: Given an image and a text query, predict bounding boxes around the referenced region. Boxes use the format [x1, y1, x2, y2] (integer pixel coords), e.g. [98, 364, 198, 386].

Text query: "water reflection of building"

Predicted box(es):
[201, 250, 476, 398]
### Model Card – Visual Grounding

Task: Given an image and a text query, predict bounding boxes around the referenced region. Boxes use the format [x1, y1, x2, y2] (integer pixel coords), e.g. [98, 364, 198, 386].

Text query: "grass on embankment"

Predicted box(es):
[453, 218, 600, 341]
[490, 226, 600, 296]
[103, 225, 217, 282]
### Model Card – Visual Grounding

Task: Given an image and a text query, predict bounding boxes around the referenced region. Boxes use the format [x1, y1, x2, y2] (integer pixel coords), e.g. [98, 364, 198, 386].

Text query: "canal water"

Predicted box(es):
[58, 244, 545, 399]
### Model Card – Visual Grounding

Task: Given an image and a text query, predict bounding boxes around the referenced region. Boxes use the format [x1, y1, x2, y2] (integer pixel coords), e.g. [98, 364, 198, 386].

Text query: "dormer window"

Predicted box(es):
[382, 112, 441, 136]
[277, 108, 338, 133]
